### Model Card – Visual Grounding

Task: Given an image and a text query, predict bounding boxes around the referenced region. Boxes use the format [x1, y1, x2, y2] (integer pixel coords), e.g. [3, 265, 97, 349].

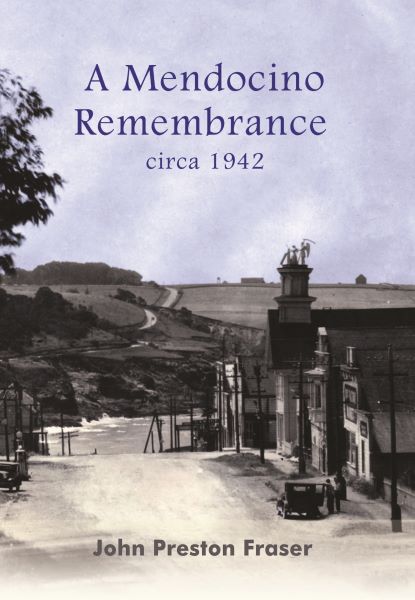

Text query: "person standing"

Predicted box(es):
[336, 471, 347, 500]
[325, 479, 335, 515]
[334, 476, 342, 513]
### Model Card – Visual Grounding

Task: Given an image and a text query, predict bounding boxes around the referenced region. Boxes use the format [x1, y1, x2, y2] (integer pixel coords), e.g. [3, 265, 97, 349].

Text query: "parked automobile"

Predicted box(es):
[0, 462, 22, 492]
[281, 482, 326, 519]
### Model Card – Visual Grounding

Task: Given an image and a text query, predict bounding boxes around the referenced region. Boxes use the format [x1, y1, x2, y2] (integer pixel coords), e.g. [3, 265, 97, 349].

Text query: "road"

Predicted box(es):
[138, 286, 179, 330]
[139, 307, 158, 330]
[161, 286, 179, 308]
[1, 452, 415, 599]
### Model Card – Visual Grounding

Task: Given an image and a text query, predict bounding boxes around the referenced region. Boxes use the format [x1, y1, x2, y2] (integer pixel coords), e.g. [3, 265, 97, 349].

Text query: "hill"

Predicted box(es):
[173, 283, 415, 329]
[4, 261, 143, 286]
[1, 285, 148, 330]
[0, 286, 262, 425]
[0, 287, 99, 353]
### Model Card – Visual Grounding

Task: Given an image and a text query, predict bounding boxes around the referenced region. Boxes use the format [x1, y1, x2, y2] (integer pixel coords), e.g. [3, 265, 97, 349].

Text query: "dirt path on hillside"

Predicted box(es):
[139, 308, 158, 329]
[161, 286, 180, 308]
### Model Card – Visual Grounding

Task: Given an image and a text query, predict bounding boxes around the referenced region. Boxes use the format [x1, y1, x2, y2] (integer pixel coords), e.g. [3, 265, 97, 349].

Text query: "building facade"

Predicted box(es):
[266, 251, 415, 478]
[214, 356, 275, 450]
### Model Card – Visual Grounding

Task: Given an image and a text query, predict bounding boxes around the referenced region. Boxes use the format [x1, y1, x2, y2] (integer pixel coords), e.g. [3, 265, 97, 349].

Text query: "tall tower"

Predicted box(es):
[275, 255, 316, 324]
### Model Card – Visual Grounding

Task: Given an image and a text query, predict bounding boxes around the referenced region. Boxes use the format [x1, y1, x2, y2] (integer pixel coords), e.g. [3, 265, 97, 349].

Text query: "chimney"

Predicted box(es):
[346, 346, 356, 367]
[275, 264, 316, 323]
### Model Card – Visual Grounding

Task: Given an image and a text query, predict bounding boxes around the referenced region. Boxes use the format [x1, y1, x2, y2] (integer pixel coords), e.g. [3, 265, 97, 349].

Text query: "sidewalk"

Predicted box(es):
[263, 449, 415, 531]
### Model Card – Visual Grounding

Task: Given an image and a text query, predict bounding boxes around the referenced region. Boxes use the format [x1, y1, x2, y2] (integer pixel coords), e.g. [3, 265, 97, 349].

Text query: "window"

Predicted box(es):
[360, 421, 368, 438]
[276, 374, 284, 399]
[344, 384, 357, 405]
[315, 384, 322, 409]
[345, 404, 357, 423]
[344, 384, 358, 421]
[346, 346, 356, 366]
[361, 440, 366, 473]
[346, 431, 357, 466]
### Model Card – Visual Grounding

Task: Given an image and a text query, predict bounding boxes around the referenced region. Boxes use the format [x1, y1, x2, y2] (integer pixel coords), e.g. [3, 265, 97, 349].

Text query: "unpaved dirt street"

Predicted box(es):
[1, 452, 415, 599]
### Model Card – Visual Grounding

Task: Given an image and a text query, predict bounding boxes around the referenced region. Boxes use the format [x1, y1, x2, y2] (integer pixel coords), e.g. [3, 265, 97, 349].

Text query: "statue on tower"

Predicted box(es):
[280, 239, 315, 266]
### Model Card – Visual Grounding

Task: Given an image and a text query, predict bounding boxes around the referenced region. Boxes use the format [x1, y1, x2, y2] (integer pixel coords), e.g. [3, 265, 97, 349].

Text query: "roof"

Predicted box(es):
[267, 307, 415, 366]
[266, 316, 317, 367]
[267, 307, 415, 413]
[372, 412, 415, 454]
[240, 277, 265, 284]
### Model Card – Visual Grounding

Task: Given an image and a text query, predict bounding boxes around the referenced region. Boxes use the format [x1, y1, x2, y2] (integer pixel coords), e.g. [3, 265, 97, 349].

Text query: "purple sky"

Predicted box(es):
[1, 0, 414, 284]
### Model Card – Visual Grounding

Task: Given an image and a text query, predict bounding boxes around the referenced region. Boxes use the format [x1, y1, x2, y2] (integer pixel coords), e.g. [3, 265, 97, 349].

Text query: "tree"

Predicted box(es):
[0, 69, 63, 276]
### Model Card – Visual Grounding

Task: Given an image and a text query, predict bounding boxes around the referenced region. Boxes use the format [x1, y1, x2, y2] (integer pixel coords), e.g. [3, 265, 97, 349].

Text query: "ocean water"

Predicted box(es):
[45, 413, 192, 456]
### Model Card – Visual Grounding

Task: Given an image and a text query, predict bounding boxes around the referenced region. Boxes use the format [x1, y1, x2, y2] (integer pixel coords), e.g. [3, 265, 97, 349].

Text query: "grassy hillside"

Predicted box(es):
[6, 261, 142, 285]
[0, 284, 170, 327]
[2, 283, 165, 305]
[174, 283, 415, 329]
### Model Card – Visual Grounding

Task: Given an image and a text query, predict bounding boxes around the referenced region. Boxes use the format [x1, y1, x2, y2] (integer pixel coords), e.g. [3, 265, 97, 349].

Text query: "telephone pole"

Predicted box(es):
[298, 360, 306, 475]
[2, 389, 10, 461]
[190, 391, 194, 452]
[39, 399, 45, 455]
[253, 362, 266, 464]
[372, 344, 408, 532]
[233, 361, 241, 453]
[60, 412, 65, 456]
[169, 396, 174, 451]
[388, 345, 402, 532]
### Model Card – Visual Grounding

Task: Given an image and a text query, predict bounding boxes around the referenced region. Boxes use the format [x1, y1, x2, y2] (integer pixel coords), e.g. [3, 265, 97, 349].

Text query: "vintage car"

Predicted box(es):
[0, 462, 22, 492]
[281, 482, 326, 519]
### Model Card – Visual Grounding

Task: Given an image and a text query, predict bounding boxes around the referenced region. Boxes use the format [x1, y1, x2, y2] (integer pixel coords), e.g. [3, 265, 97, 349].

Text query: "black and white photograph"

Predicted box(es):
[0, 1, 414, 598]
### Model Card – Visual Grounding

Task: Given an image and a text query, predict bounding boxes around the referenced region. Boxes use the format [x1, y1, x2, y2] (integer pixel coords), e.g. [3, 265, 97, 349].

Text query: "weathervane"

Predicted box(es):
[280, 239, 315, 266]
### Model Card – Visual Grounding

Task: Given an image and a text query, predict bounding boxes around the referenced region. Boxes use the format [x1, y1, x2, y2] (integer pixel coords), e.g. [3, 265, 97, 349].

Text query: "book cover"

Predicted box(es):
[1, 1, 414, 599]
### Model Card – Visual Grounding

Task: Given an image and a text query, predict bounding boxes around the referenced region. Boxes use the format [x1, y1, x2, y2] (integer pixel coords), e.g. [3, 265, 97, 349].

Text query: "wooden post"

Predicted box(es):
[217, 367, 223, 451]
[169, 397, 173, 451]
[40, 401, 45, 455]
[298, 361, 306, 474]
[156, 415, 163, 452]
[60, 412, 65, 456]
[254, 362, 265, 464]
[233, 362, 240, 453]
[173, 399, 177, 450]
[388, 345, 402, 532]
[190, 393, 194, 452]
[143, 415, 156, 453]
[3, 392, 10, 461]
[151, 430, 155, 453]
[67, 431, 72, 456]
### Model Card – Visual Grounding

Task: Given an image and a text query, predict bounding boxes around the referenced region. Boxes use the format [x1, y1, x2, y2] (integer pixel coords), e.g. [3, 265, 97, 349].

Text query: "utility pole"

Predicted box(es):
[156, 414, 163, 452]
[169, 397, 174, 451]
[388, 345, 402, 532]
[372, 344, 409, 532]
[143, 414, 155, 453]
[233, 361, 240, 453]
[253, 362, 266, 464]
[190, 392, 194, 452]
[3, 390, 10, 461]
[60, 412, 65, 456]
[298, 360, 306, 475]
[173, 398, 177, 450]
[217, 365, 223, 451]
[39, 400, 45, 455]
